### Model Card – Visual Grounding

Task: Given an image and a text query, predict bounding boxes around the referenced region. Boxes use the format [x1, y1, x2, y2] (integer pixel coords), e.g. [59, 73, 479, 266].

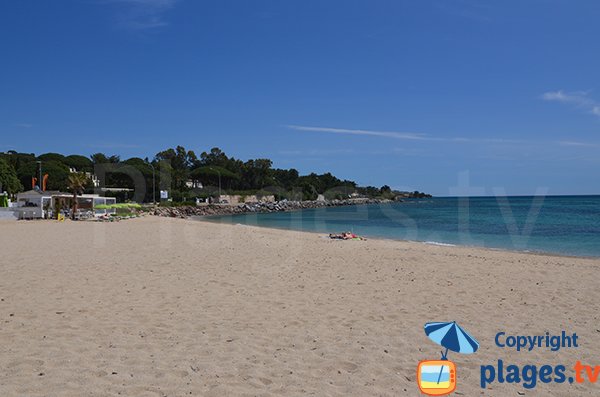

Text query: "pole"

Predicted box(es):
[149, 163, 156, 205]
[37, 161, 42, 190]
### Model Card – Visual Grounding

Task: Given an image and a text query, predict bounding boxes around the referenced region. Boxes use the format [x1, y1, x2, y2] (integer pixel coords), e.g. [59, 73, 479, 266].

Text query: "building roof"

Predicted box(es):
[17, 190, 104, 199]
[17, 189, 63, 197]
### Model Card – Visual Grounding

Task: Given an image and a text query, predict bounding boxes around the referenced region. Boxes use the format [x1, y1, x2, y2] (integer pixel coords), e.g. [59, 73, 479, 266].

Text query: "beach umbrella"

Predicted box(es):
[424, 321, 479, 384]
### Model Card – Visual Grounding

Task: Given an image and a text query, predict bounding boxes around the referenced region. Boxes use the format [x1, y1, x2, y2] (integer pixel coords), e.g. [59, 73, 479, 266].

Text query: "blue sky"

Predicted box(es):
[1, 0, 599, 195]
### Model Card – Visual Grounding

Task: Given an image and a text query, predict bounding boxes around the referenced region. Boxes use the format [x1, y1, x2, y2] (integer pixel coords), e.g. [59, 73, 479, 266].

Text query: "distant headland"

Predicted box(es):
[0, 146, 431, 204]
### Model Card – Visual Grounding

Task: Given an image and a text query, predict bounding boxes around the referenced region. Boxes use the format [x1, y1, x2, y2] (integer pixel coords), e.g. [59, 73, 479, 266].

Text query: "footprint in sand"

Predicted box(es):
[258, 377, 273, 385]
[338, 361, 359, 373]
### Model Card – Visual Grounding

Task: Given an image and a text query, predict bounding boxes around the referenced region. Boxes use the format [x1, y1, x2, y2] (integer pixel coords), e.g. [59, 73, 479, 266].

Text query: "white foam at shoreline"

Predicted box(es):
[423, 241, 457, 247]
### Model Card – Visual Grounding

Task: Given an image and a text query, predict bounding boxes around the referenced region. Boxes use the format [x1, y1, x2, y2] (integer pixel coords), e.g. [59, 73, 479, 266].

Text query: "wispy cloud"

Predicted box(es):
[13, 123, 32, 128]
[286, 125, 526, 145]
[279, 148, 355, 156]
[286, 125, 431, 141]
[83, 142, 142, 149]
[541, 90, 600, 118]
[107, 0, 179, 30]
[449, 137, 524, 144]
[557, 140, 600, 148]
[286, 125, 600, 154]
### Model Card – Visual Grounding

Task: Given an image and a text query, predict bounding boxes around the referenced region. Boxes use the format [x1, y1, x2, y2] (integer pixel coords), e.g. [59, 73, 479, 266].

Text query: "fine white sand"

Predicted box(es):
[1, 216, 599, 396]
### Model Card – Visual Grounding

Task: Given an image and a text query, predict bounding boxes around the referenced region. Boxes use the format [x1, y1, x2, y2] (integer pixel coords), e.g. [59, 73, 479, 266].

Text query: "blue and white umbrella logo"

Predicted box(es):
[423, 321, 479, 386]
[424, 321, 479, 358]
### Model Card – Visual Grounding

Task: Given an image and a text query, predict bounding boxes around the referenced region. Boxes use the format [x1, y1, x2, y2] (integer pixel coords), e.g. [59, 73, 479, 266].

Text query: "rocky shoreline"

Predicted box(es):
[149, 198, 392, 218]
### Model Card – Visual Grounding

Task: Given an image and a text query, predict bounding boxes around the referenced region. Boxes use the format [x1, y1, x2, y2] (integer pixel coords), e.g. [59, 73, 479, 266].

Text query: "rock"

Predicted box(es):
[149, 198, 392, 219]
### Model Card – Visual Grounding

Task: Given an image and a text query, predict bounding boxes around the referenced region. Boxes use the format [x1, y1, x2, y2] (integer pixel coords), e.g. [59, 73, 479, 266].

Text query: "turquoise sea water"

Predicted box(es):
[205, 196, 600, 257]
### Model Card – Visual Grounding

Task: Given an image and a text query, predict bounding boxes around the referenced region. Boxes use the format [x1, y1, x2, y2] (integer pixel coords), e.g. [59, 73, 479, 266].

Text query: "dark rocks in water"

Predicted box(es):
[149, 198, 392, 219]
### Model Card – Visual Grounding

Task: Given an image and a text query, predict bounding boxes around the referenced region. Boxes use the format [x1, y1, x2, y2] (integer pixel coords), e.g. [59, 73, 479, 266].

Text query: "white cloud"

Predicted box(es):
[557, 140, 600, 148]
[278, 148, 355, 156]
[14, 123, 32, 128]
[541, 90, 600, 118]
[108, 0, 179, 30]
[286, 125, 431, 141]
[286, 125, 597, 153]
[286, 125, 528, 145]
[83, 142, 142, 149]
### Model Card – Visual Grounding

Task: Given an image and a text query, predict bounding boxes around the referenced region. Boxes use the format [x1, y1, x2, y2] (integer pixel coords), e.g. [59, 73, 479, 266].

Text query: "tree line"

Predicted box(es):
[0, 146, 430, 202]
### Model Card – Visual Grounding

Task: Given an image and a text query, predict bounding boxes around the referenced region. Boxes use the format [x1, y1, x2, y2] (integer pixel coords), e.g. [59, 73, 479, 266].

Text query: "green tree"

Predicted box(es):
[190, 166, 240, 190]
[0, 158, 23, 194]
[91, 153, 120, 164]
[155, 146, 197, 191]
[64, 155, 93, 172]
[0, 151, 36, 173]
[17, 160, 70, 191]
[38, 152, 66, 163]
[67, 172, 89, 220]
[357, 186, 381, 198]
[122, 157, 155, 202]
[241, 159, 273, 189]
[199, 147, 229, 168]
[272, 168, 299, 189]
[0, 147, 421, 203]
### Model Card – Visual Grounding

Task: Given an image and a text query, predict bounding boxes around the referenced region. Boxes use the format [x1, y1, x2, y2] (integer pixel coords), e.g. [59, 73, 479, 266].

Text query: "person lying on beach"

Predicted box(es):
[344, 232, 367, 240]
[329, 232, 367, 241]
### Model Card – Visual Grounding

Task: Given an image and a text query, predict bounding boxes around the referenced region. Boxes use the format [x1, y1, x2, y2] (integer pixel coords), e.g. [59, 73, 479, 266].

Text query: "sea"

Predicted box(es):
[205, 196, 600, 258]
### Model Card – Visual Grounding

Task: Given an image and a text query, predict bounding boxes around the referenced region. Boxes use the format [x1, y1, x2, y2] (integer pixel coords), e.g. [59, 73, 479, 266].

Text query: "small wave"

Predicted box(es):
[423, 241, 457, 247]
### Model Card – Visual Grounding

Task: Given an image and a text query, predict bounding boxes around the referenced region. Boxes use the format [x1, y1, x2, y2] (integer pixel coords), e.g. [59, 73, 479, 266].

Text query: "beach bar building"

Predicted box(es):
[15, 189, 55, 219]
[15, 189, 117, 219]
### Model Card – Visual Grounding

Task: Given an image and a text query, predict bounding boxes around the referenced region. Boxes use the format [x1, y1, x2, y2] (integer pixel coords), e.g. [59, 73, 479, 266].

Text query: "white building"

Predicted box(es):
[185, 180, 203, 189]
[15, 189, 116, 219]
[68, 167, 100, 187]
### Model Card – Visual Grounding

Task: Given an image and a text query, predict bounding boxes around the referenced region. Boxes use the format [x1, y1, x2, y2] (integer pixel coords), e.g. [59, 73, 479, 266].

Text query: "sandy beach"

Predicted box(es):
[1, 216, 599, 396]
